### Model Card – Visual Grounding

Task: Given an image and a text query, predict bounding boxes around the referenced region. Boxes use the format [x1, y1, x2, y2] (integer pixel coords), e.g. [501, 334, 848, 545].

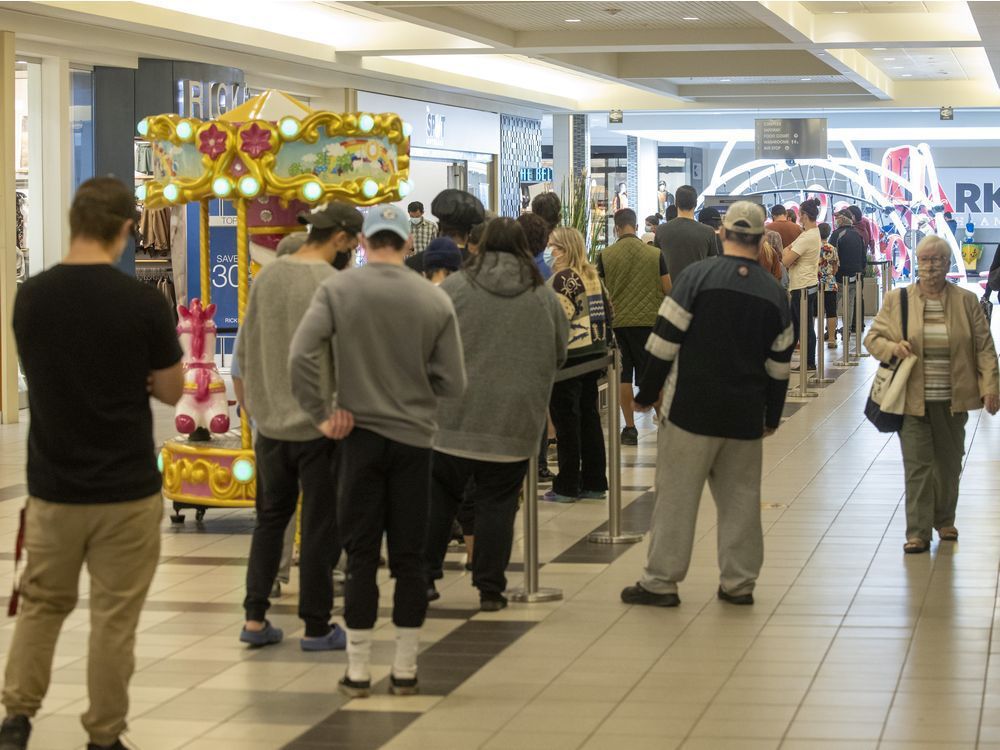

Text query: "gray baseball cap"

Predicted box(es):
[363, 204, 410, 241]
[722, 201, 766, 235]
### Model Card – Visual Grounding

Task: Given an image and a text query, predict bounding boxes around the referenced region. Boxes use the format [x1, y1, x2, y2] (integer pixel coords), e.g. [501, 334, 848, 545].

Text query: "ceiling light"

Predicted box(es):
[873, 47, 887, 51]
[565, 18, 581, 22]
[801, 78, 812, 81]
[683, 16, 699, 20]
[901, 73, 913, 77]
[720, 78, 731, 82]
[833, 10, 848, 13]
[892, 66, 905, 69]
[883, 57, 895, 61]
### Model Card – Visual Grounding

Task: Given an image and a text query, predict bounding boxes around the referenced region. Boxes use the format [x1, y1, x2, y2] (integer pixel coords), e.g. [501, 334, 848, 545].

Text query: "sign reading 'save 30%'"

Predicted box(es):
[755, 118, 829, 160]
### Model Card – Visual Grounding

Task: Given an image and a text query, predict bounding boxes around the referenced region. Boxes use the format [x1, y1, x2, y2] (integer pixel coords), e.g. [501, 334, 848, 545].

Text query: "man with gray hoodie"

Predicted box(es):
[424, 217, 568, 611]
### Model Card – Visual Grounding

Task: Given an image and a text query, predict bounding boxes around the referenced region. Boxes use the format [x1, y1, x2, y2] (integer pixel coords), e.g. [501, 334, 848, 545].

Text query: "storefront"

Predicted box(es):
[357, 91, 499, 214]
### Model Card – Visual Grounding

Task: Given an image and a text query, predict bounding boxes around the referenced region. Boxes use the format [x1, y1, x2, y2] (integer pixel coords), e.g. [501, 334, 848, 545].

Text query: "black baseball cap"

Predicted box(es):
[298, 202, 364, 234]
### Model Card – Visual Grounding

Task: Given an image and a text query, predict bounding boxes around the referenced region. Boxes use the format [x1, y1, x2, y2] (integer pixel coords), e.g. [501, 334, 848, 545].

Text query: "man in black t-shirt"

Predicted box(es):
[1, 178, 183, 750]
[653, 185, 718, 286]
[831, 209, 868, 338]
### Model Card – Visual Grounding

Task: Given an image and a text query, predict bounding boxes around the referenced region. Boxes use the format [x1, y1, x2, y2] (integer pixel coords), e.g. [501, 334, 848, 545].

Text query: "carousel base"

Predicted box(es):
[159, 430, 256, 525]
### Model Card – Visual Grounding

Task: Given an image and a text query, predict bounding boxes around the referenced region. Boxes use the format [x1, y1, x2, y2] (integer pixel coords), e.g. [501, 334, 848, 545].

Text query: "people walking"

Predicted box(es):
[290, 204, 466, 698]
[597, 208, 669, 445]
[621, 201, 793, 607]
[424, 217, 567, 611]
[1, 178, 184, 750]
[865, 235, 999, 554]
[238, 203, 362, 651]
[544, 227, 611, 503]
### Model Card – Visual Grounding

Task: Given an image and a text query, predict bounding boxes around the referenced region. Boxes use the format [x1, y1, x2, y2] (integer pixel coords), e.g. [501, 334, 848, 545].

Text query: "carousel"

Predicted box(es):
[138, 90, 411, 523]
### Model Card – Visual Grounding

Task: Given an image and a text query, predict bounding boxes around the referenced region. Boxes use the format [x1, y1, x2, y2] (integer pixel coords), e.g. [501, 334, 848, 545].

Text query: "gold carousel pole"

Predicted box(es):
[199, 199, 211, 306]
[237, 198, 251, 451]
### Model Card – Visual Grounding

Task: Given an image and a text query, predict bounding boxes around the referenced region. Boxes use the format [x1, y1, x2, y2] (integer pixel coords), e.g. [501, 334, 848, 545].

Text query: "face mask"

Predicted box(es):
[409, 217, 422, 226]
[332, 248, 352, 270]
[543, 247, 556, 268]
[645, 225, 654, 233]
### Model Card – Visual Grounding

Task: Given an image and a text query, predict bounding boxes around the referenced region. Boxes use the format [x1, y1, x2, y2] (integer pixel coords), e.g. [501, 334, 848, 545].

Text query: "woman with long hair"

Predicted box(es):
[424, 217, 568, 610]
[544, 227, 611, 502]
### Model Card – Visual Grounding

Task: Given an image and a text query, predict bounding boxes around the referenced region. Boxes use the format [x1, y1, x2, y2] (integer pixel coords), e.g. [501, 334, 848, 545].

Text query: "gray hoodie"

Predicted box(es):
[436, 253, 569, 460]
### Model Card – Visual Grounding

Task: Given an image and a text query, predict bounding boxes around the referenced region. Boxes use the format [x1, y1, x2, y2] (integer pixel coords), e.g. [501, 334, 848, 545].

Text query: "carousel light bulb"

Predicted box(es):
[279, 117, 301, 138]
[136, 118, 149, 136]
[402, 121, 413, 138]
[232, 457, 255, 484]
[212, 177, 233, 197]
[157, 451, 165, 473]
[163, 183, 180, 203]
[135, 184, 147, 202]
[361, 178, 378, 199]
[238, 176, 261, 197]
[358, 113, 375, 133]
[176, 121, 193, 141]
[397, 179, 412, 198]
[302, 180, 323, 202]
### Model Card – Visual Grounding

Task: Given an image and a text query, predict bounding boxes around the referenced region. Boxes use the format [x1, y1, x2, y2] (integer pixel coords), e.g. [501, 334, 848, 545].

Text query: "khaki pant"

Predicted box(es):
[900, 402, 967, 542]
[2, 494, 162, 746]
[641, 422, 764, 597]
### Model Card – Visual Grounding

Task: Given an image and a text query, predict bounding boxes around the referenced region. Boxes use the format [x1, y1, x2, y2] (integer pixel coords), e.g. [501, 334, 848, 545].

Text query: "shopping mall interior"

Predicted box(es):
[2, 1, 1000, 749]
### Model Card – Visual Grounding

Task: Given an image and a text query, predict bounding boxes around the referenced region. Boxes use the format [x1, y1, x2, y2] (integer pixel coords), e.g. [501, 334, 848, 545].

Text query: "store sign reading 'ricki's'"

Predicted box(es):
[178, 80, 247, 119]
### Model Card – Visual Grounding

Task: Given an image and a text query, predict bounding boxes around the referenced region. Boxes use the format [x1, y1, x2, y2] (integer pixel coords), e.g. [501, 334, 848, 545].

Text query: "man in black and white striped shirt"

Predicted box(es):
[621, 201, 794, 608]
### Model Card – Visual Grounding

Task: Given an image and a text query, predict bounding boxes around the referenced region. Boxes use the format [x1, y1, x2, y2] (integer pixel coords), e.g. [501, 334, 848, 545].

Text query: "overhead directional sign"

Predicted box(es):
[755, 118, 828, 159]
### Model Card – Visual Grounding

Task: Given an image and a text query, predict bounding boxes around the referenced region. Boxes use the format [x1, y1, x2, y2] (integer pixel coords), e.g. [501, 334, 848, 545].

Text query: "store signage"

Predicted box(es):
[938, 168, 1000, 228]
[179, 80, 247, 119]
[519, 167, 553, 183]
[426, 107, 446, 147]
[754, 118, 828, 159]
[187, 201, 239, 327]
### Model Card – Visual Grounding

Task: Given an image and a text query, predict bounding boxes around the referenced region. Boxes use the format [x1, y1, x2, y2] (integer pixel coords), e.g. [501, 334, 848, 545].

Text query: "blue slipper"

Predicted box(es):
[240, 620, 283, 648]
[301, 624, 347, 652]
[542, 490, 578, 503]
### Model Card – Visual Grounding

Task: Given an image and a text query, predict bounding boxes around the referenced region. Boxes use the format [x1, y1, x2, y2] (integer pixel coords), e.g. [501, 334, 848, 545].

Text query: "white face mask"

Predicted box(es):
[543, 246, 557, 268]
[409, 217, 422, 226]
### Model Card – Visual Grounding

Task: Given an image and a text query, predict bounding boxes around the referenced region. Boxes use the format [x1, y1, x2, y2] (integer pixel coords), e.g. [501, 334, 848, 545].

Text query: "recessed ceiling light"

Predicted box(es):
[565, 18, 581, 22]
[833, 10, 848, 13]
[683, 16, 700, 20]
[801, 78, 812, 81]
[883, 57, 895, 61]
[873, 47, 887, 51]
[720, 78, 731, 82]
[892, 66, 905, 69]
[901, 73, 913, 77]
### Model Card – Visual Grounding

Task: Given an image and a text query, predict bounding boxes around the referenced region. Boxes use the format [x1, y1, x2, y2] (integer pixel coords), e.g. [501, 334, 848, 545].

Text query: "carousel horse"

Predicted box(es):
[175, 299, 230, 438]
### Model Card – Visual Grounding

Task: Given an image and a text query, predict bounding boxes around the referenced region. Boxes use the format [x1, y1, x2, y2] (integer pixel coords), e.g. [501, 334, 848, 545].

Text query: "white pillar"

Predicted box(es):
[551, 113, 573, 204]
[41, 56, 70, 269]
[636, 138, 659, 222]
[1, 30, 19, 423]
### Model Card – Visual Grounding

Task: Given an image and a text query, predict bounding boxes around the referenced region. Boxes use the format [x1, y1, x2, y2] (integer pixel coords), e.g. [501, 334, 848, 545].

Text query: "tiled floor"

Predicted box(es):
[1, 306, 999, 749]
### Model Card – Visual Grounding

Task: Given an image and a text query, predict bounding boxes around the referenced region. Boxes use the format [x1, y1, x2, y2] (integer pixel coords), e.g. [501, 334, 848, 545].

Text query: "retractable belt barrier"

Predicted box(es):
[789, 290, 818, 399]
[855, 273, 869, 359]
[815, 286, 833, 385]
[509, 350, 643, 605]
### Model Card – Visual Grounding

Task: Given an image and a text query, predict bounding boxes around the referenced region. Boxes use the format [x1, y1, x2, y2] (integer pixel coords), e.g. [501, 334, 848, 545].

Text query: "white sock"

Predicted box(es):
[392, 626, 420, 680]
[346, 628, 373, 682]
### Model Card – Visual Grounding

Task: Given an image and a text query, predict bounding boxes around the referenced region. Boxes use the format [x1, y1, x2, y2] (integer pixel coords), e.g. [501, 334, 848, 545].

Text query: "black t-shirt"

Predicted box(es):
[831, 226, 867, 278]
[13, 264, 182, 503]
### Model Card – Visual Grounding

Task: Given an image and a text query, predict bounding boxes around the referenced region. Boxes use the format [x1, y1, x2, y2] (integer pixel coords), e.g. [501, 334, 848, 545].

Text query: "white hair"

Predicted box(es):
[916, 234, 951, 260]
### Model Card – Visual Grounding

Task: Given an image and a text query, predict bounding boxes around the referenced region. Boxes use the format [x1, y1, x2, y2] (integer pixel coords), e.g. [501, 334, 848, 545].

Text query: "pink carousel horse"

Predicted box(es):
[175, 299, 230, 437]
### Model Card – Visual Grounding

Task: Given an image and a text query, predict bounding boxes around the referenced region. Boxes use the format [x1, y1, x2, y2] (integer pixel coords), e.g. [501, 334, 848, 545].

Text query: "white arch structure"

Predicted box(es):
[702, 139, 965, 276]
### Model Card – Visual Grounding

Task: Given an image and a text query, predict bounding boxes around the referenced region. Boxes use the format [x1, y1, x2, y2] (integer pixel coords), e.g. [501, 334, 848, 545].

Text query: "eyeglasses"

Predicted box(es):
[917, 256, 946, 266]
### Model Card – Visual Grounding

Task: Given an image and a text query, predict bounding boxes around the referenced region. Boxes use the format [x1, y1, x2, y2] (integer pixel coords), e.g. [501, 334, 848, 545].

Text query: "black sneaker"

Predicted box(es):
[717, 586, 754, 605]
[480, 594, 508, 612]
[538, 467, 555, 483]
[620, 427, 639, 446]
[427, 582, 440, 602]
[0, 716, 30, 750]
[87, 740, 130, 750]
[338, 675, 371, 698]
[620, 583, 680, 607]
[389, 674, 419, 696]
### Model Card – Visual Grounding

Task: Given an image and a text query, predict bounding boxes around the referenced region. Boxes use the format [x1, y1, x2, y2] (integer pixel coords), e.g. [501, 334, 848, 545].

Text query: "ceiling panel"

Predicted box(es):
[801, 1, 961, 13]
[438, 1, 767, 32]
[664, 75, 849, 85]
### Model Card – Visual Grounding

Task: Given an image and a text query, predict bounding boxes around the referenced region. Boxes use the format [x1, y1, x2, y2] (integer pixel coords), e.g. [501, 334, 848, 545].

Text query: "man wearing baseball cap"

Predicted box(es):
[290, 203, 466, 698]
[237, 201, 362, 652]
[622, 200, 793, 609]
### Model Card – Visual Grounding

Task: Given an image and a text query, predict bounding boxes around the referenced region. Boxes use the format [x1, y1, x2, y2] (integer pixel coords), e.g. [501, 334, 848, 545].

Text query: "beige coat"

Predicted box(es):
[865, 283, 999, 416]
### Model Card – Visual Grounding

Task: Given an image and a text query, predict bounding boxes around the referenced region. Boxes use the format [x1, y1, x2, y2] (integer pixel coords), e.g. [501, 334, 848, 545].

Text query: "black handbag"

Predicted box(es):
[981, 292, 993, 325]
[864, 290, 909, 433]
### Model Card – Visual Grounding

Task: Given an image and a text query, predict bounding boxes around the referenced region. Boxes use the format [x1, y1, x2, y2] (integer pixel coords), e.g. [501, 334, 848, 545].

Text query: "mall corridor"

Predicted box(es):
[0, 333, 998, 750]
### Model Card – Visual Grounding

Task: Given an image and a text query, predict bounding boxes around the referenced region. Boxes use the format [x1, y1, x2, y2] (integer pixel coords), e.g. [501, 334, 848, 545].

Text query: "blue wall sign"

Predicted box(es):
[186, 200, 241, 330]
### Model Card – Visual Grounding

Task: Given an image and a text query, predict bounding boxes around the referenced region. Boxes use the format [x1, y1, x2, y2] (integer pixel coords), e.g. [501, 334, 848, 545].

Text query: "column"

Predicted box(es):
[552, 113, 590, 212]
[626, 135, 638, 217]
[627, 136, 659, 224]
[1, 30, 18, 423]
[41, 56, 70, 269]
[499, 113, 541, 218]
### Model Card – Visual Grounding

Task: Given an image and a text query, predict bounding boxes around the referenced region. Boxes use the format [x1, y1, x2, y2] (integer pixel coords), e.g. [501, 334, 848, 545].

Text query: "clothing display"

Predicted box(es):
[139, 206, 171, 254]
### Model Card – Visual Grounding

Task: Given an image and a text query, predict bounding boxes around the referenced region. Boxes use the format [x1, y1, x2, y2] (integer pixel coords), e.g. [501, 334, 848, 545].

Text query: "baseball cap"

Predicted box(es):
[697, 206, 722, 228]
[363, 203, 410, 240]
[721, 201, 766, 235]
[297, 202, 364, 234]
[276, 232, 307, 257]
[423, 237, 463, 272]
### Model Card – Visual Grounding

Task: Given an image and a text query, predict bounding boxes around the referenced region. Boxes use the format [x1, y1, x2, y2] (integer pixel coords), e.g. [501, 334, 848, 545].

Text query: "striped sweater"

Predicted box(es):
[635, 255, 794, 439]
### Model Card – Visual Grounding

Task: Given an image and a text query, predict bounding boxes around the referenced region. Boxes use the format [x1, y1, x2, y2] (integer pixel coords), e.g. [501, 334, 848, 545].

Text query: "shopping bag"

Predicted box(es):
[864, 290, 912, 433]
[980, 292, 993, 325]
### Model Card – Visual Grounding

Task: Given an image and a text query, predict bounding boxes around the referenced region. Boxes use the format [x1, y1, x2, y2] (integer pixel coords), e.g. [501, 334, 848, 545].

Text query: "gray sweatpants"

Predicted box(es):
[641, 421, 764, 597]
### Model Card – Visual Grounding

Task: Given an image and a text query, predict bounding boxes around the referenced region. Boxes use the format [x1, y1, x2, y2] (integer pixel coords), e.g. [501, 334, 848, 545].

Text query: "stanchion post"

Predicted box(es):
[855, 273, 869, 358]
[815, 285, 833, 383]
[790, 290, 818, 398]
[840, 277, 858, 367]
[509, 453, 562, 603]
[589, 351, 643, 545]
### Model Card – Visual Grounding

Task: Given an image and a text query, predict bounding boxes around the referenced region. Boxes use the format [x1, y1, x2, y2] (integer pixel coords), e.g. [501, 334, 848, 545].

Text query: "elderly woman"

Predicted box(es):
[865, 235, 1000, 554]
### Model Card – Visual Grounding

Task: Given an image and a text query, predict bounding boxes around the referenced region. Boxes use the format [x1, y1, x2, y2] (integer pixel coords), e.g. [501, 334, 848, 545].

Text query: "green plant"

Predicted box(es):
[560, 172, 604, 262]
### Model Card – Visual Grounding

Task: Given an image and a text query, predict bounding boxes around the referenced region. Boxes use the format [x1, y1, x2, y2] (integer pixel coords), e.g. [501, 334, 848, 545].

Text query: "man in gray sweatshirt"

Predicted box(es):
[237, 202, 362, 651]
[289, 204, 466, 699]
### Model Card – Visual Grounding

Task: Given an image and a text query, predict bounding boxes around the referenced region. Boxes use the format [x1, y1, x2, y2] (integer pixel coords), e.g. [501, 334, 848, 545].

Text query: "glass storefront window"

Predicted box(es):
[71, 69, 94, 193]
[14, 60, 42, 284]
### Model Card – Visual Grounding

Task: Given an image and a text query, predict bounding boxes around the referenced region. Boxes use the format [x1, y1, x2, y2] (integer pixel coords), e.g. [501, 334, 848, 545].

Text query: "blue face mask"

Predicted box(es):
[543, 246, 556, 268]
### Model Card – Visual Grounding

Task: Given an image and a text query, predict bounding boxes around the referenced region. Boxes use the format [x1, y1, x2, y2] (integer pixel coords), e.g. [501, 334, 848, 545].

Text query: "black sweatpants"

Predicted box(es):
[549, 369, 608, 498]
[244, 435, 339, 637]
[338, 428, 432, 629]
[425, 452, 529, 597]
